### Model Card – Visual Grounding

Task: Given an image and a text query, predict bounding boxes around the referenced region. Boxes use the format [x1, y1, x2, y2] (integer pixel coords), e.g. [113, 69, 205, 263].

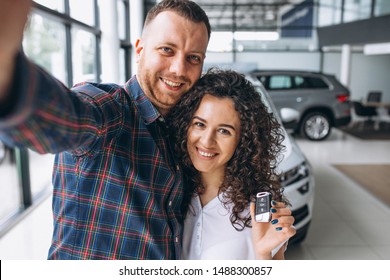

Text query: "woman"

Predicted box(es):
[168, 68, 296, 260]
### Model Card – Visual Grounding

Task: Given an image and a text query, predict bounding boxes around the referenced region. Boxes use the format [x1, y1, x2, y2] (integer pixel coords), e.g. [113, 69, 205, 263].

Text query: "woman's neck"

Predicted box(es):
[199, 171, 224, 207]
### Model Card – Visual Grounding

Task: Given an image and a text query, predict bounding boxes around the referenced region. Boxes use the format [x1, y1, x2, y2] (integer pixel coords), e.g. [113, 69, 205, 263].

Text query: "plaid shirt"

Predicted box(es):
[0, 53, 183, 259]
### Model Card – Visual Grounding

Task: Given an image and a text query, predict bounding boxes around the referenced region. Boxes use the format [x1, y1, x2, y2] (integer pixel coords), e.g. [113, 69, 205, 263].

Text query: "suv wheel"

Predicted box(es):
[300, 112, 331, 141]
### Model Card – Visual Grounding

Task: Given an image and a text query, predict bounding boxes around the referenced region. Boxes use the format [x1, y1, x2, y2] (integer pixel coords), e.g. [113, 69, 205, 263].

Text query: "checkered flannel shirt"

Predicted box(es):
[0, 52, 183, 259]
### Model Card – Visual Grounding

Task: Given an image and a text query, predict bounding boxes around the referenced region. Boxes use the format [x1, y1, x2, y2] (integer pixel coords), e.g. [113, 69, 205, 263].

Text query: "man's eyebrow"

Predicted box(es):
[193, 116, 237, 131]
[161, 42, 205, 56]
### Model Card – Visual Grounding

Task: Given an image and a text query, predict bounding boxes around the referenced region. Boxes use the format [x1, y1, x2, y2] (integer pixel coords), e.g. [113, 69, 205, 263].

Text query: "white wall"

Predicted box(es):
[206, 51, 321, 71]
[129, 0, 144, 76]
[99, 0, 120, 83]
[322, 52, 390, 102]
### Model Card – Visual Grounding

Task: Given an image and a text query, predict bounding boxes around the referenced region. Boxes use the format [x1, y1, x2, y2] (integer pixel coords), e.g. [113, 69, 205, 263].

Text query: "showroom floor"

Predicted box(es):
[285, 129, 390, 260]
[0, 128, 389, 260]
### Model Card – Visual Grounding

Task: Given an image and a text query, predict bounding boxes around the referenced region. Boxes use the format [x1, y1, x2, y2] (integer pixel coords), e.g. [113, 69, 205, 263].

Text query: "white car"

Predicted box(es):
[248, 74, 315, 245]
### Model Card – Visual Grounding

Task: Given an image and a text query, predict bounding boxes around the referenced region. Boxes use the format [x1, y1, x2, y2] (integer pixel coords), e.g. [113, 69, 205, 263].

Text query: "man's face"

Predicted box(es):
[135, 11, 209, 116]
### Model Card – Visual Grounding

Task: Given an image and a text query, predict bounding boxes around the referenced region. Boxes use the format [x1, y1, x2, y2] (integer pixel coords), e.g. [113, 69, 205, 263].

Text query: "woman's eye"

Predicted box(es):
[218, 128, 232, 135]
[194, 122, 204, 127]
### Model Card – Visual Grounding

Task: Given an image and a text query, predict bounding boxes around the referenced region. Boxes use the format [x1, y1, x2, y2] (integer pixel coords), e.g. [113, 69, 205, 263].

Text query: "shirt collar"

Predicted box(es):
[125, 76, 162, 125]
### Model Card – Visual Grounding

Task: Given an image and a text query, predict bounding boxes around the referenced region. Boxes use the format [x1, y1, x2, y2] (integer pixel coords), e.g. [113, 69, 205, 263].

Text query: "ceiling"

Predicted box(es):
[145, 0, 307, 32]
[192, 0, 304, 32]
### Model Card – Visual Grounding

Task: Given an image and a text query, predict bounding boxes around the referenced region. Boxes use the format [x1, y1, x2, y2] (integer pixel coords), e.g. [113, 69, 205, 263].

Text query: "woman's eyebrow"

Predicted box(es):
[193, 116, 237, 131]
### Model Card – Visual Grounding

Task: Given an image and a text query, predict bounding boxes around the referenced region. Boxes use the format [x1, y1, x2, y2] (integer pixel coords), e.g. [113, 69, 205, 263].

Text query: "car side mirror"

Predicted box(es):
[280, 108, 299, 130]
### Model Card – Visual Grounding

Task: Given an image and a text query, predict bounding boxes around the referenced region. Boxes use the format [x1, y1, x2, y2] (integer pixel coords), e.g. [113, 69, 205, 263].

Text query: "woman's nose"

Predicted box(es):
[199, 129, 216, 147]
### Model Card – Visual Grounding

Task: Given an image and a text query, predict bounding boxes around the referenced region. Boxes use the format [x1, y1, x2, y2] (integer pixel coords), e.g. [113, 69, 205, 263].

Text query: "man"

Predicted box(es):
[0, 0, 210, 259]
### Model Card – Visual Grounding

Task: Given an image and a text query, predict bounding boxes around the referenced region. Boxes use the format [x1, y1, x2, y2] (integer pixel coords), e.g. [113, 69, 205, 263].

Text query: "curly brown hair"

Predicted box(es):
[167, 68, 286, 230]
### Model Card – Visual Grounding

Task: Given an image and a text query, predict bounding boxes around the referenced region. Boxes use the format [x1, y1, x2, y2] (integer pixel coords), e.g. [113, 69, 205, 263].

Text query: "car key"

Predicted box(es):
[255, 192, 272, 222]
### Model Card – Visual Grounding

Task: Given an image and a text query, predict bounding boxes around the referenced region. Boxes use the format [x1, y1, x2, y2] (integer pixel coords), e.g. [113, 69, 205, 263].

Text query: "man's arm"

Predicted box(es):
[0, 0, 32, 101]
[0, 1, 123, 156]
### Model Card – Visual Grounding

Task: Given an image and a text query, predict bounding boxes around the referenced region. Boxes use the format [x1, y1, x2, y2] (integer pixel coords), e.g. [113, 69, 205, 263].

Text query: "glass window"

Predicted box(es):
[269, 75, 292, 90]
[69, 0, 95, 26]
[34, 0, 64, 13]
[304, 77, 329, 89]
[119, 48, 126, 84]
[293, 76, 328, 89]
[307, 77, 328, 89]
[208, 32, 233, 52]
[117, 0, 127, 40]
[72, 28, 97, 84]
[28, 150, 54, 197]
[375, 0, 390, 16]
[343, 0, 371, 22]
[294, 76, 306, 88]
[23, 13, 67, 84]
[0, 142, 20, 222]
[318, 0, 342, 27]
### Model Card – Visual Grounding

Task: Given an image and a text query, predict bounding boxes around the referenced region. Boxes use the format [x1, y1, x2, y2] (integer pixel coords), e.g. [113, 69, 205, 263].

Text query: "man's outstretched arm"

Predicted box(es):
[0, 0, 32, 102]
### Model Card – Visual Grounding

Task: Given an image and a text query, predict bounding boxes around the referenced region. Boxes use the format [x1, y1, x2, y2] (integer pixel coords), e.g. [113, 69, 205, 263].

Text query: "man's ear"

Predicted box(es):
[135, 38, 143, 62]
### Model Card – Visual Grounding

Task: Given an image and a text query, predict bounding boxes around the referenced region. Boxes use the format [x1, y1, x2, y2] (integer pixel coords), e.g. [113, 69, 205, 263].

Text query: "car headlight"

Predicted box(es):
[280, 161, 310, 187]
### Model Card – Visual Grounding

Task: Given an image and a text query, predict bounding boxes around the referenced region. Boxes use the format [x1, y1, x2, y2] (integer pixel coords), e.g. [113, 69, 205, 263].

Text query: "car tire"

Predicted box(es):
[300, 112, 331, 141]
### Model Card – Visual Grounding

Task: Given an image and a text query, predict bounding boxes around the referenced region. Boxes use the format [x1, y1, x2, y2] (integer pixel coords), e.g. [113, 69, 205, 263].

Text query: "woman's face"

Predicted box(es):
[187, 94, 241, 176]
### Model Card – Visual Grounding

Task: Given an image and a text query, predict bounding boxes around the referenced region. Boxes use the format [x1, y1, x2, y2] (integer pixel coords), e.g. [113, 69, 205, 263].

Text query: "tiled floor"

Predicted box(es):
[285, 129, 390, 260]
[0, 128, 389, 260]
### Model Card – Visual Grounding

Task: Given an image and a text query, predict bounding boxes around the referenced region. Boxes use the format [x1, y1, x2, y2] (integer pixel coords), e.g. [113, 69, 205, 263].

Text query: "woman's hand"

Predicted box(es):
[250, 201, 296, 260]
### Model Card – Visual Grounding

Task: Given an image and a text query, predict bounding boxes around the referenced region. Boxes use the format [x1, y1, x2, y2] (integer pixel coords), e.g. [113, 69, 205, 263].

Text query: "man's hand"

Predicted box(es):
[0, 0, 32, 101]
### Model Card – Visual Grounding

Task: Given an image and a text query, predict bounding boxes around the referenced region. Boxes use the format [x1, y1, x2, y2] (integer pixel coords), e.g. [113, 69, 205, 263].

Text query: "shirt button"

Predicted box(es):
[176, 165, 180, 171]
[158, 117, 164, 122]
[175, 236, 180, 243]
[168, 201, 172, 207]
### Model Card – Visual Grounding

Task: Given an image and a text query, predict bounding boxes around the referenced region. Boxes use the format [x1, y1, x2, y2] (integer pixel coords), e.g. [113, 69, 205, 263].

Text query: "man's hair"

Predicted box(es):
[144, 0, 211, 40]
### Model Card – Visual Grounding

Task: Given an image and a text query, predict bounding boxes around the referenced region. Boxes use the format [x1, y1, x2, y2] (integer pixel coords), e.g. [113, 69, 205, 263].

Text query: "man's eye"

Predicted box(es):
[161, 47, 172, 53]
[188, 55, 201, 64]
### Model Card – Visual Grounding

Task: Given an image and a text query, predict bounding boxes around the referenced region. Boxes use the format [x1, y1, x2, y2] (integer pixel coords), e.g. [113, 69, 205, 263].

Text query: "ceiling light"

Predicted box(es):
[364, 42, 390, 55]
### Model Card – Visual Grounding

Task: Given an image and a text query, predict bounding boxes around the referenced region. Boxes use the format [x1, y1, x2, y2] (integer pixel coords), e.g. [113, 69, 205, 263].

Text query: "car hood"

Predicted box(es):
[277, 129, 306, 173]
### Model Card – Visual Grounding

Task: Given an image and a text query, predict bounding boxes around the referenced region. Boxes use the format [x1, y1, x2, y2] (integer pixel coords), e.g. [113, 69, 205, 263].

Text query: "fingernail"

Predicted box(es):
[276, 227, 282, 231]
[271, 219, 278, 225]
[271, 200, 277, 206]
[270, 208, 277, 213]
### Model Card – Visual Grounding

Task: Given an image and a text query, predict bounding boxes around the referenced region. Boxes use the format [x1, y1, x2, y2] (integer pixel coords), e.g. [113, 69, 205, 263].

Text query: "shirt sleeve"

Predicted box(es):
[0, 51, 112, 155]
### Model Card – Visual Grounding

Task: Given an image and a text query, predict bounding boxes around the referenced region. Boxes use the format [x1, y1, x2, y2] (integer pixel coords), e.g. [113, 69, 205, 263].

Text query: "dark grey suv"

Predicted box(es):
[251, 70, 352, 141]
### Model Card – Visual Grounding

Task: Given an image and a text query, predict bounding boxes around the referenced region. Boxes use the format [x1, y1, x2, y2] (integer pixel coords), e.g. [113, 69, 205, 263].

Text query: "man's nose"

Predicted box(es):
[169, 56, 187, 76]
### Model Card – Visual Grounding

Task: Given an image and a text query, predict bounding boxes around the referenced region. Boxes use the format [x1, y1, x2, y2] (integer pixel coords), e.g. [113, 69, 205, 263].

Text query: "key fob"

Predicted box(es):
[255, 192, 272, 222]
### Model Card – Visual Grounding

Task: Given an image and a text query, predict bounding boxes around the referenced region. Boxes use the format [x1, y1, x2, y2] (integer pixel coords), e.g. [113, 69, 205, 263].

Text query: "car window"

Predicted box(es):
[268, 75, 292, 90]
[294, 76, 306, 88]
[293, 75, 329, 89]
[305, 77, 329, 89]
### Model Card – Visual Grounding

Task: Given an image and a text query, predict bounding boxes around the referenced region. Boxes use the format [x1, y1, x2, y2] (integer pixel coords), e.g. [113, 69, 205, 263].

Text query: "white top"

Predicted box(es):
[182, 194, 285, 260]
